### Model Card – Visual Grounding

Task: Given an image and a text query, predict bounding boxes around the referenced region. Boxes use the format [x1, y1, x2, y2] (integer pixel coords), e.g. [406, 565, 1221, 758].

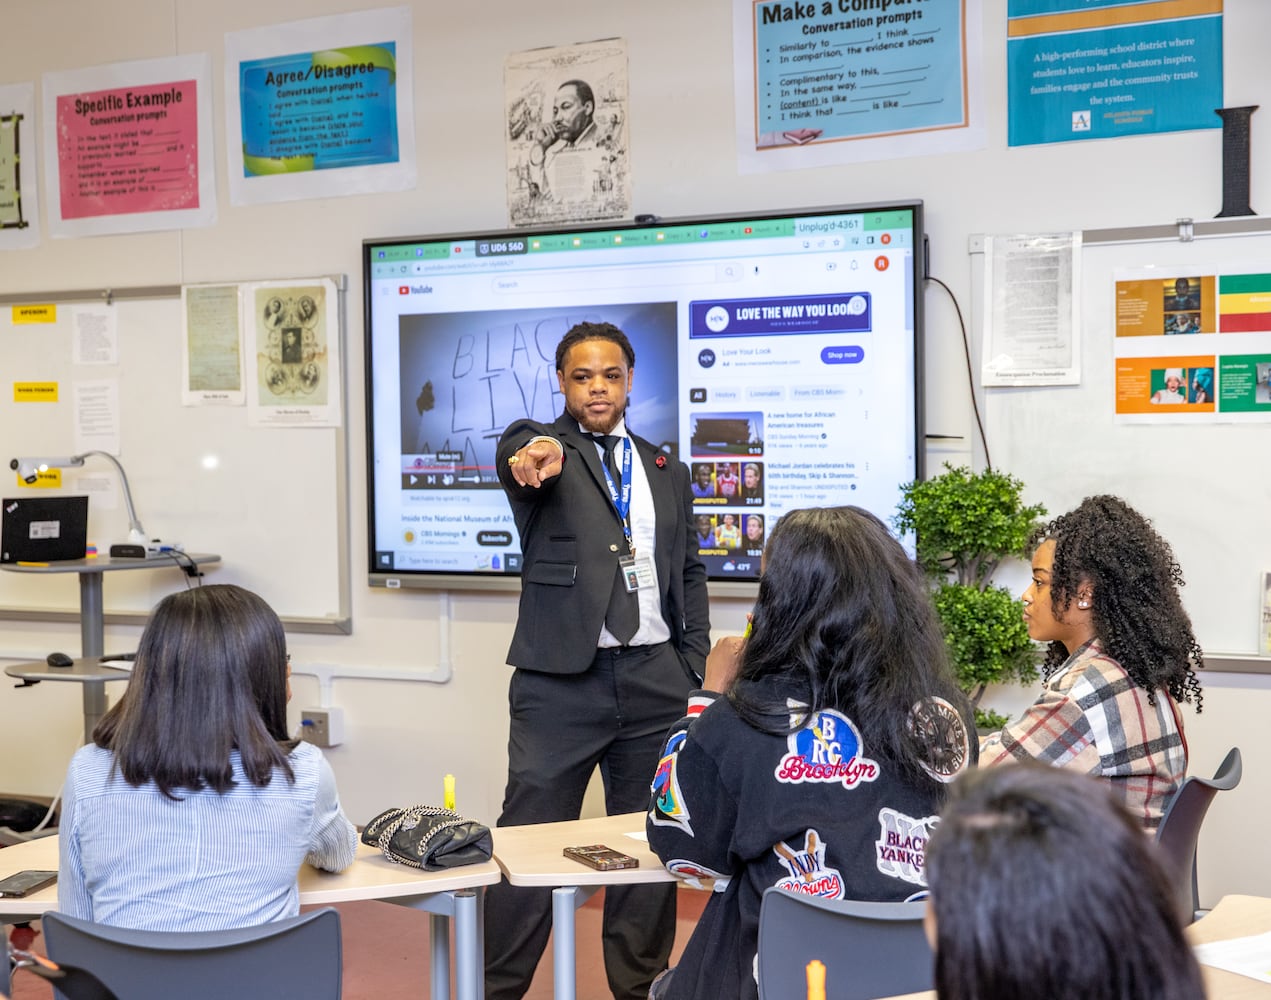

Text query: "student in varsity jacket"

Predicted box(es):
[646, 506, 977, 1000]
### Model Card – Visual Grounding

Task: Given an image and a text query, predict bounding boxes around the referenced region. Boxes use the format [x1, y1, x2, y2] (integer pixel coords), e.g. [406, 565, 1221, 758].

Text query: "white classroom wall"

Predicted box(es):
[1, 0, 1268, 907]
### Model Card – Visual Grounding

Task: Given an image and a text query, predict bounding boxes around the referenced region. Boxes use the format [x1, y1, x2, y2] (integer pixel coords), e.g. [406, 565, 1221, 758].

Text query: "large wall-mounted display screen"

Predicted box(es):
[364, 201, 924, 589]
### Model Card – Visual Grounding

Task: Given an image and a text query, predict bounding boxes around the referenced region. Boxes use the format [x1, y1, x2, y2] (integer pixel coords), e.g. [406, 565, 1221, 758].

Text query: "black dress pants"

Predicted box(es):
[484, 643, 692, 1000]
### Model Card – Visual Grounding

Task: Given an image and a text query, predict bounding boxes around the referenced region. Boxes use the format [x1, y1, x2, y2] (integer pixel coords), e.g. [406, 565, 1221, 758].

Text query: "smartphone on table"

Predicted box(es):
[563, 844, 639, 871]
[0, 869, 57, 898]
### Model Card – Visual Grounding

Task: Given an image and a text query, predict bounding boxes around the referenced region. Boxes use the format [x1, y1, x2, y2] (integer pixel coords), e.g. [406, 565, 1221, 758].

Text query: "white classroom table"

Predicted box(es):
[0, 833, 500, 1000]
[490, 811, 676, 1000]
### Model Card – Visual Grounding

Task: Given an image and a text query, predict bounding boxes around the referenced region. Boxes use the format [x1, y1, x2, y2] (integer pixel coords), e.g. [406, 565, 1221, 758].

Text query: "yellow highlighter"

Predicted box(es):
[806, 959, 826, 1000]
[444, 773, 456, 811]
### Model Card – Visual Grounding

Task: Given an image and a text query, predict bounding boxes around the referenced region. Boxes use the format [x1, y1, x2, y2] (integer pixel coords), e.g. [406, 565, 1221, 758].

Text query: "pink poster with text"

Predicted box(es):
[56, 79, 200, 219]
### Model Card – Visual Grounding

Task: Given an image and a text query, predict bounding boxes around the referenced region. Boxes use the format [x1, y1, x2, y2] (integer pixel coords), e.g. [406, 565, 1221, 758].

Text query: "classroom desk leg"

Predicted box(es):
[550, 886, 600, 1000]
[77, 571, 105, 659]
[411, 887, 485, 1000]
[430, 910, 451, 1000]
[452, 890, 481, 1000]
[81, 682, 107, 745]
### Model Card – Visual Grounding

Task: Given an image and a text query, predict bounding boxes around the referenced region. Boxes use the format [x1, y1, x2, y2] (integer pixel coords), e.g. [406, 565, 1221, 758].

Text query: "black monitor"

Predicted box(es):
[363, 201, 925, 592]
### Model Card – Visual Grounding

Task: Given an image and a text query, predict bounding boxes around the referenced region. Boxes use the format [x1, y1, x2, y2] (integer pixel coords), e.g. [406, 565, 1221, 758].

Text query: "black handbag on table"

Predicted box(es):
[360, 805, 493, 871]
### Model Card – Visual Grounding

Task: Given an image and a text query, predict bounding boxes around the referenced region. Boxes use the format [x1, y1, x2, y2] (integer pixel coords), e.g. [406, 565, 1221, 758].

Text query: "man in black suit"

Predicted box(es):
[485, 321, 711, 1000]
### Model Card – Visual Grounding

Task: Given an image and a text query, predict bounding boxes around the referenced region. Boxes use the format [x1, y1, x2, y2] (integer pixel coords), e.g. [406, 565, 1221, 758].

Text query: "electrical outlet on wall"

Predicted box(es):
[300, 707, 344, 747]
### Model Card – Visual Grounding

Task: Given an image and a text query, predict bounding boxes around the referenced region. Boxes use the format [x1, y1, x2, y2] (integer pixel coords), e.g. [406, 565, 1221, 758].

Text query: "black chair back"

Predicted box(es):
[1155, 746, 1242, 924]
[40, 907, 342, 1000]
[757, 887, 932, 1000]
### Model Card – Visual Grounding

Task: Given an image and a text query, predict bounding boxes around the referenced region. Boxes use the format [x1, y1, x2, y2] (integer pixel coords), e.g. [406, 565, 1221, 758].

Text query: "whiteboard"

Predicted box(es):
[0, 293, 349, 631]
[977, 223, 1271, 657]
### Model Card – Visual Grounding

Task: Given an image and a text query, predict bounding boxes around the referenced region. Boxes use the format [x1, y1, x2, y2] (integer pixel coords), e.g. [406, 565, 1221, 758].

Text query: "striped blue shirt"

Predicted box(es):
[58, 741, 357, 931]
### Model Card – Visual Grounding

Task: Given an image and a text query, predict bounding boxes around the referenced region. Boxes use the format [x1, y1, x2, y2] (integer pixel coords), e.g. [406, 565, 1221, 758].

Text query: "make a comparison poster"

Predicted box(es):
[1114, 267, 1271, 423]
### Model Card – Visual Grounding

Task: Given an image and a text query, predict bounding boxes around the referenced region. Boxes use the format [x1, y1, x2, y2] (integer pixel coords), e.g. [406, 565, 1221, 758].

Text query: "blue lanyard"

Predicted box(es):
[598, 439, 633, 550]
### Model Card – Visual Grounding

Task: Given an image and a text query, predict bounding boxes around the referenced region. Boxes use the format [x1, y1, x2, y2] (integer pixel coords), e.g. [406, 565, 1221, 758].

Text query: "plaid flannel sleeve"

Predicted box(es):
[979, 677, 1102, 772]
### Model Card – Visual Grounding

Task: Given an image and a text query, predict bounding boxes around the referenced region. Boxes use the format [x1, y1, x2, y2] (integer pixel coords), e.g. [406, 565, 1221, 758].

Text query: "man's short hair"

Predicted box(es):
[555, 321, 635, 371]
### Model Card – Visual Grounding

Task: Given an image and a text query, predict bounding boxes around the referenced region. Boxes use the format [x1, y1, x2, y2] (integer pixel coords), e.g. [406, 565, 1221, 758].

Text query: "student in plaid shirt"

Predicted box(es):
[981, 495, 1204, 831]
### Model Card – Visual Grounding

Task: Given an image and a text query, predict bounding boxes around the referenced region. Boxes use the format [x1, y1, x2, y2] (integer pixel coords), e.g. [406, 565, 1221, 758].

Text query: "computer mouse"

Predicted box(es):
[46, 651, 74, 667]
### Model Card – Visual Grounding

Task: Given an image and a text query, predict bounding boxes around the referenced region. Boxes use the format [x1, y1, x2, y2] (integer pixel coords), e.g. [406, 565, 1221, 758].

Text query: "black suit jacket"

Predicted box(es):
[497, 414, 710, 678]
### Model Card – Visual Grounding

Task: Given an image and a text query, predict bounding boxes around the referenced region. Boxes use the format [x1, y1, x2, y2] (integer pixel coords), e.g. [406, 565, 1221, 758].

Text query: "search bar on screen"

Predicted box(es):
[492, 263, 739, 295]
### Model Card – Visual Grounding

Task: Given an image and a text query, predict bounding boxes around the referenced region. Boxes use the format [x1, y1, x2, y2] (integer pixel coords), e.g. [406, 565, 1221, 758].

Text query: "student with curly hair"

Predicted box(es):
[925, 762, 1205, 1000]
[981, 495, 1203, 831]
[647, 506, 976, 1000]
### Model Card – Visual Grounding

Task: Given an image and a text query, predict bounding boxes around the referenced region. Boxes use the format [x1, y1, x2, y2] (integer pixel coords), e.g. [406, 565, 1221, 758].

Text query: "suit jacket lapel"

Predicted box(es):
[555, 416, 620, 516]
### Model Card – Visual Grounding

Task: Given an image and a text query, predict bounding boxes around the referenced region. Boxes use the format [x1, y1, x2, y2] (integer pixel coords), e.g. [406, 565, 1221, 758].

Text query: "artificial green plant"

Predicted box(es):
[894, 464, 1046, 730]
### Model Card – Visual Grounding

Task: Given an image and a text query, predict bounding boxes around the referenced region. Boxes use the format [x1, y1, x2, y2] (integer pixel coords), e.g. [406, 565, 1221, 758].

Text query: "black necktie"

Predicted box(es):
[591, 434, 638, 644]
[592, 434, 622, 484]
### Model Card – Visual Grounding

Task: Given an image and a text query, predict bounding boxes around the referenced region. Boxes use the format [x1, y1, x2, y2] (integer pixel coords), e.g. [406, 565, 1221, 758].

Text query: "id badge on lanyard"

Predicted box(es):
[602, 440, 654, 591]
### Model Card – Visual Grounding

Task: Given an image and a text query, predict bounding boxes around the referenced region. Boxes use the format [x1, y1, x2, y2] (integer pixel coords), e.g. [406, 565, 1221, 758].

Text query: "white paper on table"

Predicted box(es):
[1194, 930, 1271, 983]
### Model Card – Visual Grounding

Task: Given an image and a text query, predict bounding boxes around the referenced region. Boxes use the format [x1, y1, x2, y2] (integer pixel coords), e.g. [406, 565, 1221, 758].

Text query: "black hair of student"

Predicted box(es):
[93, 584, 297, 799]
[554, 321, 635, 372]
[926, 763, 1205, 1000]
[1040, 494, 1203, 711]
[728, 506, 971, 786]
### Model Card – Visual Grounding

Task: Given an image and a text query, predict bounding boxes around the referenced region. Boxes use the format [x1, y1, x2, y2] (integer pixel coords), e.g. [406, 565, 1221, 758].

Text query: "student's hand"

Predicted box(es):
[704, 635, 745, 694]
[507, 438, 564, 488]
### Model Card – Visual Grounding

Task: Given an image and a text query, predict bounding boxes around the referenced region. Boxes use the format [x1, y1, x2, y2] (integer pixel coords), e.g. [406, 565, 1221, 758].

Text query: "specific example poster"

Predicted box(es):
[42, 54, 216, 237]
[733, 0, 984, 173]
[0, 82, 40, 249]
[224, 6, 416, 206]
[1113, 266, 1271, 423]
[244, 278, 342, 427]
[504, 39, 631, 228]
[1007, 0, 1223, 146]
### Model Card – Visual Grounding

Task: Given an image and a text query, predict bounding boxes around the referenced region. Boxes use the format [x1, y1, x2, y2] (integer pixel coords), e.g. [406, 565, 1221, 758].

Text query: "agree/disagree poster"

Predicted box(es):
[1114, 268, 1271, 424]
[225, 6, 416, 206]
[733, 0, 984, 173]
[42, 54, 215, 237]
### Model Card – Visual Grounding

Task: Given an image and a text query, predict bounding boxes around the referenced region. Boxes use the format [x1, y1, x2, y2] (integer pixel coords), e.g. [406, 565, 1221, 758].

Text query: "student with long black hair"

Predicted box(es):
[925, 762, 1205, 1000]
[647, 506, 976, 1000]
[58, 584, 356, 931]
